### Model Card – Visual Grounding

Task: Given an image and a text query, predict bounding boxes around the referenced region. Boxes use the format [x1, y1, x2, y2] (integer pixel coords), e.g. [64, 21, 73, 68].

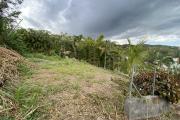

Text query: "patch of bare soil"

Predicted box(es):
[47, 91, 127, 120]
[30, 69, 61, 85]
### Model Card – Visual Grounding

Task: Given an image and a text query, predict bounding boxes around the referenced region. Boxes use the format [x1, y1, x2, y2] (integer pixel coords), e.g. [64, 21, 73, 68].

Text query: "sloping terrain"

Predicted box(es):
[25, 54, 129, 120]
[1, 52, 178, 120]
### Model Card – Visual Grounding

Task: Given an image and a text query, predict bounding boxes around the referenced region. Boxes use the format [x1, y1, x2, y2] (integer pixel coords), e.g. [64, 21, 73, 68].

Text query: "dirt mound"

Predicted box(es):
[0, 47, 23, 86]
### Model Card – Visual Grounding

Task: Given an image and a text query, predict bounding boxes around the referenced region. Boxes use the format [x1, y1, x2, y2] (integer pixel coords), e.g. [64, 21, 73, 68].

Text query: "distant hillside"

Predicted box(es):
[121, 44, 179, 58]
[145, 44, 180, 58]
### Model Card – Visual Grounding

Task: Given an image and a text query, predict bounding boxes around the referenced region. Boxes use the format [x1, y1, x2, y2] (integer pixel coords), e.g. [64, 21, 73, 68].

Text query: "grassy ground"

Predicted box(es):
[1, 53, 128, 120]
[1, 53, 177, 120]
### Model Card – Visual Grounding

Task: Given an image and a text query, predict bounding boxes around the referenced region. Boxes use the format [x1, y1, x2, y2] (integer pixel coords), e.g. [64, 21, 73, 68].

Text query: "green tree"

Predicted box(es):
[121, 39, 147, 74]
[0, 0, 23, 45]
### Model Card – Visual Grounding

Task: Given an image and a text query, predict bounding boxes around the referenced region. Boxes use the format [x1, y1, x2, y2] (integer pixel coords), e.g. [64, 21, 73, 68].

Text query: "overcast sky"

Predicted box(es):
[19, 0, 180, 46]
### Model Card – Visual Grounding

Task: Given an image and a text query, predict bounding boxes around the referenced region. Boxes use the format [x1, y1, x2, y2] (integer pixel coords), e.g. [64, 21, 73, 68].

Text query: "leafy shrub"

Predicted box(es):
[24, 29, 54, 54]
[5, 32, 28, 54]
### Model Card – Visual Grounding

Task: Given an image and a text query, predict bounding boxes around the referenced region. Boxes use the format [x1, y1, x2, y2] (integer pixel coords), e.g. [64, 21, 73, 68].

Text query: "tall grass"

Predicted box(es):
[0, 63, 45, 119]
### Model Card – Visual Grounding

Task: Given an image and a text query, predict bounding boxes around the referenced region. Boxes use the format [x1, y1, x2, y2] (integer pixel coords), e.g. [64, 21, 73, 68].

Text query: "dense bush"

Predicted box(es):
[134, 71, 180, 103]
[5, 32, 28, 54]
[12, 29, 131, 72]
[3, 27, 179, 76]
[25, 29, 54, 54]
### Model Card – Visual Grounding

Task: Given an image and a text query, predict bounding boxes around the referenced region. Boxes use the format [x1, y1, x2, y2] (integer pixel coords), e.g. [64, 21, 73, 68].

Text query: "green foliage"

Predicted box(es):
[4, 31, 28, 54]
[14, 82, 43, 119]
[3, 28, 149, 74]
[0, 0, 178, 76]
[4, 26, 178, 76]
[16, 63, 42, 119]
[17, 63, 33, 77]
[0, 0, 23, 45]
[120, 39, 147, 74]
[0, 63, 44, 119]
[147, 45, 180, 62]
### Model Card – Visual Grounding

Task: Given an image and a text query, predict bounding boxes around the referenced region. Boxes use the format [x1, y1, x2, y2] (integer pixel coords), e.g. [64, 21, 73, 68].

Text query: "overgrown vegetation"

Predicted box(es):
[29, 54, 128, 119]
[134, 71, 180, 103]
[0, 0, 179, 119]
[1, 0, 179, 74]
[0, 0, 23, 45]
[0, 62, 44, 119]
[6, 28, 179, 74]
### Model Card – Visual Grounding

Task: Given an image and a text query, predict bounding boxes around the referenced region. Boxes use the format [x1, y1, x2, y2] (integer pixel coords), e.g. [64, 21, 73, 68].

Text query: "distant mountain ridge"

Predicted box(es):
[145, 44, 179, 58]
[121, 44, 179, 58]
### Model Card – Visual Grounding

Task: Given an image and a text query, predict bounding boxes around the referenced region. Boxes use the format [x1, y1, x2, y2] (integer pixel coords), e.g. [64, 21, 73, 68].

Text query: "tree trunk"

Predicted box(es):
[104, 51, 106, 69]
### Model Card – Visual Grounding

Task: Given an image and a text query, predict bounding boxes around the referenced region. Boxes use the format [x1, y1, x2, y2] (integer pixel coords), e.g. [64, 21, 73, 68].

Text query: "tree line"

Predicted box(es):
[8, 28, 148, 73]
[1, 0, 179, 75]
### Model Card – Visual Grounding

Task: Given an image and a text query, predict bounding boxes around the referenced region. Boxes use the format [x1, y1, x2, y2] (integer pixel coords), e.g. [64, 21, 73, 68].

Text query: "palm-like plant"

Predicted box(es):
[122, 39, 147, 74]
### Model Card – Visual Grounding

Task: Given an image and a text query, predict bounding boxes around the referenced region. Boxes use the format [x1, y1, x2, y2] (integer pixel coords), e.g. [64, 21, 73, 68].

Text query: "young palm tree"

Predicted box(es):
[122, 39, 147, 74]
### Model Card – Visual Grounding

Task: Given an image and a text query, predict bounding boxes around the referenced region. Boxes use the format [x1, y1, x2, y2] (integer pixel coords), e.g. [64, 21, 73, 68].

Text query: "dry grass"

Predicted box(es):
[1, 52, 175, 119]
[0, 47, 23, 119]
[0, 47, 23, 86]
[26, 54, 129, 120]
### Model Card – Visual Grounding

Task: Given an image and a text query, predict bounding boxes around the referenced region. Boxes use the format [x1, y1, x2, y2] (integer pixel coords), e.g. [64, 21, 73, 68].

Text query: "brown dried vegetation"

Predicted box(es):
[0, 47, 23, 87]
[134, 71, 180, 103]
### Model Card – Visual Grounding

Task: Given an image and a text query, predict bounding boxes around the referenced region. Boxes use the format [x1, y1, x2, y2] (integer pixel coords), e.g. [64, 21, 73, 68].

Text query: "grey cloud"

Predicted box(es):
[40, 0, 67, 20]
[23, 16, 44, 29]
[20, 0, 180, 40]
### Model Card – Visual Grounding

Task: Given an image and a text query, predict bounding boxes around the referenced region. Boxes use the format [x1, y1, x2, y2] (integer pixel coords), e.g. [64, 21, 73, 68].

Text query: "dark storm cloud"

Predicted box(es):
[20, 0, 180, 46]
[61, 0, 180, 37]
